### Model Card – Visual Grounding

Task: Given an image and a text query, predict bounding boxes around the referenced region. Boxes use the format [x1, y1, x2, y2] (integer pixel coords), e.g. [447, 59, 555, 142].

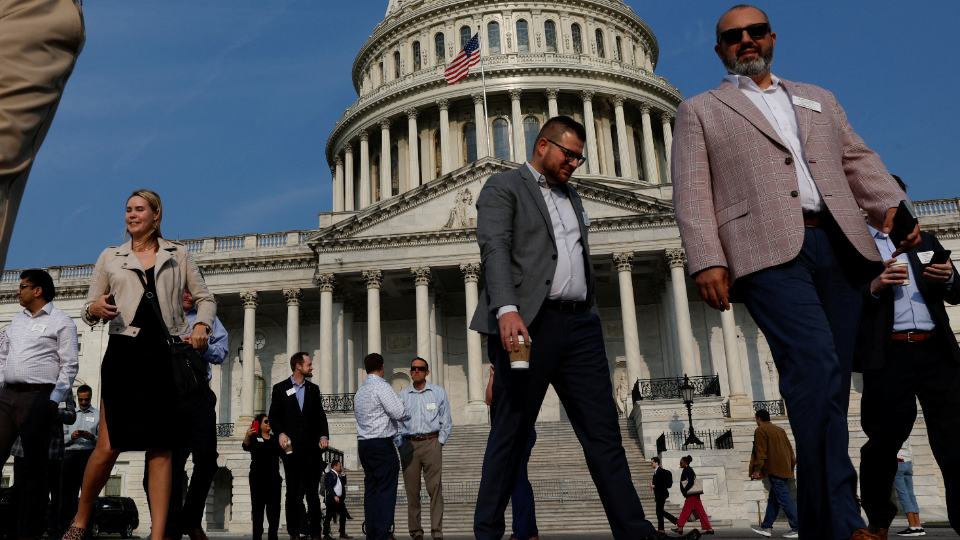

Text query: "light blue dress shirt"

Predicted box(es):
[398, 382, 453, 445]
[184, 307, 229, 380]
[354, 374, 410, 441]
[869, 225, 938, 332]
[290, 375, 306, 410]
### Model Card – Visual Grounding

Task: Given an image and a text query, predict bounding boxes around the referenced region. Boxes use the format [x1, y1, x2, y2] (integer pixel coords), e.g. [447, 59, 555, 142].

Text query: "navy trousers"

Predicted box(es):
[740, 225, 866, 540]
[510, 428, 538, 540]
[359, 438, 399, 540]
[474, 307, 656, 540]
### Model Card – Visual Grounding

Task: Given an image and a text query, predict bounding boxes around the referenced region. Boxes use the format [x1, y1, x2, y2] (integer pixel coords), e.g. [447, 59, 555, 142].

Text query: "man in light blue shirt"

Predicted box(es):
[398, 357, 452, 540]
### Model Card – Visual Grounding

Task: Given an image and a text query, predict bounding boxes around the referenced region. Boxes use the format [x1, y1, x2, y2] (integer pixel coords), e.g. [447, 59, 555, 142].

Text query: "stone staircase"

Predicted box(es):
[337, 418, 679, 535]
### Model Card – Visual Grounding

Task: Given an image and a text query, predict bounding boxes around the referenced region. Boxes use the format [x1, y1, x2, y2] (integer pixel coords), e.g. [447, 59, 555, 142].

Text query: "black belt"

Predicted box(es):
[3, 383, 55, 393]
[542, 298, 591, 314]
[803, 211, 829, 228]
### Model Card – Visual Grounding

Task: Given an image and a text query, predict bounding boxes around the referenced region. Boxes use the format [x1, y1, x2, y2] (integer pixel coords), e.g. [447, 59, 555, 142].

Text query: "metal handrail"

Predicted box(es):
[633, 375, 721, 401]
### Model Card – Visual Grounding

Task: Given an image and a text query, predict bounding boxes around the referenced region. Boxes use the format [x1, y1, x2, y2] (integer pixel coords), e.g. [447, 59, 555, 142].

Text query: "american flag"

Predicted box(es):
[444, 33, 481, 84]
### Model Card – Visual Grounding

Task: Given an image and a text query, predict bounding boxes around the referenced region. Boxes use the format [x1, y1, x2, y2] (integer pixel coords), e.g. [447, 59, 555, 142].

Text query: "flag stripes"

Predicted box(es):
[444, 33, 481, 84]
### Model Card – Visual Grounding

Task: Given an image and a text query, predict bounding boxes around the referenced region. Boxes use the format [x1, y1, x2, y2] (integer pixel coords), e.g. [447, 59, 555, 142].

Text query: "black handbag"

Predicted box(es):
[136, 272, 207, 395]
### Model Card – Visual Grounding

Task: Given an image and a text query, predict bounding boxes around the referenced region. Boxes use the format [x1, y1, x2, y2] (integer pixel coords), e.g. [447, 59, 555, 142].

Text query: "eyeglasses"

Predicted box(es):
[17, 284, 35, 291]
[717, 22, 770, 45]
[410, 366, 428, 372]
[546, 140, 587, 167]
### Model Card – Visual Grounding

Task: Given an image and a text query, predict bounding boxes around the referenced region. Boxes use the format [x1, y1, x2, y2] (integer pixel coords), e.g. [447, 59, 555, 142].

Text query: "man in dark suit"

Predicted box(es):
[269, 352, 330, 540]
[322, 460, 350, 540]
[470, 116, 664, 540]
[857, 178, 960, 537]
[650, 457, 677, 535]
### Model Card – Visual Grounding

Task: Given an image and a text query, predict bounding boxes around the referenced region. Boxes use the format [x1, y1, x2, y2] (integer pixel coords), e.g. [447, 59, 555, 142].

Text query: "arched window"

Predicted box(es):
[463, 123, 478, 165]
[596, 29, 605, 58]
[544, 21, 557, 53]
[435, 33, 445, 63]
[516, 20, 529, 53]
[633, 132, 644, 181]
[434, 130, 442, 177]
[616, 36, 623, 61]
[460, 26, 472, 49]
[611, 126, 622, 177]
[413, 41, 421, 71]
[393, 51, 401, 79]
[488, 22, 501, 55]
[523, 117, 540, 161]
[390, 145, 400, 196]
[572, 24, 583, 54]
[493, 118, 510, 160]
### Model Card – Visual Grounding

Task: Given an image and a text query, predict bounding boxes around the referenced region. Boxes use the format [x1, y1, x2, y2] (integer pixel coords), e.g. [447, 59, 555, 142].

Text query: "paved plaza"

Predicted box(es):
[188, 530, 960, 540]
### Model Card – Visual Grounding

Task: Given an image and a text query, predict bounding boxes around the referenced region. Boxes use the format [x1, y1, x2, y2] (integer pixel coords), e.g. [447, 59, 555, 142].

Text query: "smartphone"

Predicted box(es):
[106, 294, 116, 306]
[250, 420, 260, 434]
[889, 200, 919, 247]
[931, 250, 952, 265]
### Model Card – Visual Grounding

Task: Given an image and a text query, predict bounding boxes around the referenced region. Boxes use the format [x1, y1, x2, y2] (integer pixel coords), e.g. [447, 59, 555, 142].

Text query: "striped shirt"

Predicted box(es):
[354, 374, 410, 441]
[11, 389, 76, 460]
[398, 383, 453, 445]
[0, 302, 79, 404]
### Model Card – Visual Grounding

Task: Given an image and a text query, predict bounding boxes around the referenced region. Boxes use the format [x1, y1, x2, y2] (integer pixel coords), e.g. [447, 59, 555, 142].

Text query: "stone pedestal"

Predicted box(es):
[631, 396, 727, 457]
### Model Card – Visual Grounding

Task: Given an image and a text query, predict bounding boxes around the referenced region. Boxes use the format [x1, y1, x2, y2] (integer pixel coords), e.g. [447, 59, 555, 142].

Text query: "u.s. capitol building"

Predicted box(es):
[2, 0, 957, 533]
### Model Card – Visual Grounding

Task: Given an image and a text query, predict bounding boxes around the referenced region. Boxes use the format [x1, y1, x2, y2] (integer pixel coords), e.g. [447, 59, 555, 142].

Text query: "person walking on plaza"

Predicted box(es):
[398, 357, 452, 540]
[0, 0, 86, 272]
[650, 457, 677, 535]
[672, 5, 919, 539]
[0, 268, 79, 540]
[470, 114, 664, 540]
[485, 366, 538, 540]
[355, 353, 410, 540]
[243, 413, 284, 540]
[892, 440, 924, 537]
[69, 190, 217, 540]
[144, 287, 228, 540]
[323, 460, 352, 540]
[749, 409, 798, 538]
[270, 352, 330, 540]
[672, 456, 714, 536]
[856, 177, 959, 538]
[60, 384, 98, 533]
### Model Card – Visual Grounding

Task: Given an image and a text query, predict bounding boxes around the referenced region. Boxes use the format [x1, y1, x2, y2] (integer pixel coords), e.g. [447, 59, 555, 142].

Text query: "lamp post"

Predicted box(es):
[681, 374, 704, 449]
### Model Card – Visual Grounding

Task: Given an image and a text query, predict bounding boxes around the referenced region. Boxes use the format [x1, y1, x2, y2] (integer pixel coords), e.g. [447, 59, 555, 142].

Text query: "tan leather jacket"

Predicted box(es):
[82, 238, 215, 337]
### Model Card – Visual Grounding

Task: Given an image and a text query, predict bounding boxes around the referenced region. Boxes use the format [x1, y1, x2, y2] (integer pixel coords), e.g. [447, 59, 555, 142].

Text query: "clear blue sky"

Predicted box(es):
[7, 0, 959, 269]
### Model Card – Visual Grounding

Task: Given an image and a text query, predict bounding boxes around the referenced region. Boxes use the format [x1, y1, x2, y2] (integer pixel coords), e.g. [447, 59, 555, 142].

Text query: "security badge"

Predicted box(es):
[792, 95, 822, 113]
[286, 387, 297, 396]
[31, 324, 46, 333]
[426, 402, 436, 410]
[918, 251, 934, 264]
[582, 211, 590, 227]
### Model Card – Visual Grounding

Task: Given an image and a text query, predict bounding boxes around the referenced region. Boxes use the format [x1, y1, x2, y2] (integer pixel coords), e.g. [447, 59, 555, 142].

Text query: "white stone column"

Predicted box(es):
[318, 273, 336, 395]
[461, 263, 486, 422]
[363, 270, 383, 353]
[545, 88, 559, 119]
[379, 118, 391, 200]
[666, 249, 697, 378]
[412, 267, 432, 362]
[435, 300, 446, 388]
[406, 108, 420, 188]
[238, 291, 259, 428]
[613, 253, 641, 413]
[437, 98, 452, 175]
[283, 289, 302, 362]
[429, 292, 440, 386]
[472, 93, 489, 159]
[359, 130, 371, 207]
[333, 156, 344, 212]
[611, 95, 633, 179]
[581, 90, 599, 175]
[344, 307, 356, 392]
[334, 295, 345, 394]
[661, 112, 674, 182]
[639, 103, 659, 184]
[721, 305, 753, 418]
[509, 89, 524, 161]
[344, 144, 355, 211]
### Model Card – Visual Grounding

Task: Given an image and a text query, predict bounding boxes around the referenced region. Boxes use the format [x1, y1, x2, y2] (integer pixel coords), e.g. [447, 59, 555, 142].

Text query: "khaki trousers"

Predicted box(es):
[0, 0, 85, 270]
[400, 437, 443, 538]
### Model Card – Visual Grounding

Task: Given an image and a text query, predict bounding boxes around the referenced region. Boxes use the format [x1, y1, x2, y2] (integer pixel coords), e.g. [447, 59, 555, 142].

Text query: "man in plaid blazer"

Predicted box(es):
[672, 6, 919, 540]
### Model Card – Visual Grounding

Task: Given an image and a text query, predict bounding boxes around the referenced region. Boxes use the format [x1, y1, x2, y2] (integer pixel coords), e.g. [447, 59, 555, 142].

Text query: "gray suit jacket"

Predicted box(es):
[469, 165, 598, 335]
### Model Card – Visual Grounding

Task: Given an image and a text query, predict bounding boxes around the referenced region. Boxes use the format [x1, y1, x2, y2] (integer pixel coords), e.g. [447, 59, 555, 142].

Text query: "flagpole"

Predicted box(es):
[477, 26, 492, 159]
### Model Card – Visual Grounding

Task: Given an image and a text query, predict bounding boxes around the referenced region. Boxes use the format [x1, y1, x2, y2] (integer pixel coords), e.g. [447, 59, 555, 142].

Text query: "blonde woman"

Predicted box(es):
[64, 190, 215, 540]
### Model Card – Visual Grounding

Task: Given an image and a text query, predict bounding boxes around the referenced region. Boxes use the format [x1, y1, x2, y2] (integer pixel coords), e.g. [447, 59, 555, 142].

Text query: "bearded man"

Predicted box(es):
[672, 5, 919, 540]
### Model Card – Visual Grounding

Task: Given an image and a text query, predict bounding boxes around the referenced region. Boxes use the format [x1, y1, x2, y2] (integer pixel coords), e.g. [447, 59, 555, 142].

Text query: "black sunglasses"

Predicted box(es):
[717, 22, 770, 45]
[410, 366, 428, 372]
[546, 140, 587, 167]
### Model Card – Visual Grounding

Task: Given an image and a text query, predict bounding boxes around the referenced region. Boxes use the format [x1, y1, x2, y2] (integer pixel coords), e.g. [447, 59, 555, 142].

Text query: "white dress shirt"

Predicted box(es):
[0, 301, 79, 404]
[722, 73, 823, 213]
[354, 373, 410, 441]
[332, 471, 343, 497]
[497, 162, 588, 318]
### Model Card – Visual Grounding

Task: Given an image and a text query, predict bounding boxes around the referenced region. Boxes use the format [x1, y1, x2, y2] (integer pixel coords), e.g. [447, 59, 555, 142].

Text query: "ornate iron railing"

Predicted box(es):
[322, 447, 344, 468]
[720, 402, 731, 418]
[634, 375, 721, 401]
[215, 423, 235, 438]
[754, 399, 786, 416]
[322, 393, 356, 413]
[664, 429, 734, 451]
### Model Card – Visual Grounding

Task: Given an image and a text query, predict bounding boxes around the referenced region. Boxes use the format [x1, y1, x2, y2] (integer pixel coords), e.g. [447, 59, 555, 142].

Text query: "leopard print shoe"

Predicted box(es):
[62, 519, 85, 540]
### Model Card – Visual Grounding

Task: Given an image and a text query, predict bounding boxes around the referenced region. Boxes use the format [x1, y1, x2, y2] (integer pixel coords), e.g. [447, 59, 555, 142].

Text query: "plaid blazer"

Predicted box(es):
[672, 77, 907, 283]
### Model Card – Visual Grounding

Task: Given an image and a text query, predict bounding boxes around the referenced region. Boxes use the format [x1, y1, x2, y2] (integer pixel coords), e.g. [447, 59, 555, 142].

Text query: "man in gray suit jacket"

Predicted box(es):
[470, 116, 664, 540]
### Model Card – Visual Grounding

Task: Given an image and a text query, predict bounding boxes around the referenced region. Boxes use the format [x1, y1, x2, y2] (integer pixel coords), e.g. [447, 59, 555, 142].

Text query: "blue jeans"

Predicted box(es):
[894, 461, 920, 514]
[761, 475, 799, 530]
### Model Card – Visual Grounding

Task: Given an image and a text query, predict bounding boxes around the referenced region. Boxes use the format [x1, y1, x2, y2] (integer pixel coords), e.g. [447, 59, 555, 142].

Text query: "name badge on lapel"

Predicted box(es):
[917, 251, 934, 264]
[792, 95, 822, 113]
[31, 324, 46, 333]
[582, 211, 590, 227]
[85, 416, 94, 422]
[427, 402, 436, 410]
[286, 387, 297, 397]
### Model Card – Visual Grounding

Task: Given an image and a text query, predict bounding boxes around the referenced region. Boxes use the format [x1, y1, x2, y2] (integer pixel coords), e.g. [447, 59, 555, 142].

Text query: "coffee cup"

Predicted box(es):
[509, 335, 532, 370]
[284, 441, 293, 455]
[890, 259, 910, 287]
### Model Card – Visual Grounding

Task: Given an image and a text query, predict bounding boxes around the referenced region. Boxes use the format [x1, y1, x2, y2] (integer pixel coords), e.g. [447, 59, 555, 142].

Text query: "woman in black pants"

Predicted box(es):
[244, 413, 283, 540]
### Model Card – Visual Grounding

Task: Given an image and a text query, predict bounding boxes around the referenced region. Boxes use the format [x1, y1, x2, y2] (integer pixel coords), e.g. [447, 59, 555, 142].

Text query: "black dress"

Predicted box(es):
[100, 267, 176, 451]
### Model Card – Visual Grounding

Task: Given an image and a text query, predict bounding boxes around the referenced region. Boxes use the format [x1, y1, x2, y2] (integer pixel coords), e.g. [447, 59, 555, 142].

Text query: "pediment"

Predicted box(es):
[305, 157, 675, 252]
